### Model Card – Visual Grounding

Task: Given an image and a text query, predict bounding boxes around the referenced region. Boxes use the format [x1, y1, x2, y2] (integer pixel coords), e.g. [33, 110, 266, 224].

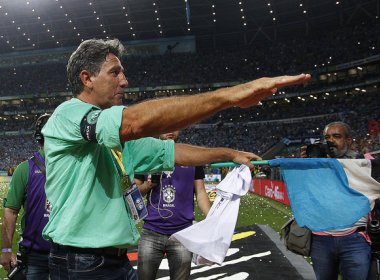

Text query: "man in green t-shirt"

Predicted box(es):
[42, 38, 310, 280]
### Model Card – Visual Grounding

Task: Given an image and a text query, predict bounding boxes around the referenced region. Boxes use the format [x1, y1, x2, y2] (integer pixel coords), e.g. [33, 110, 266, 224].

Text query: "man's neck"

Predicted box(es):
[339, 149, 358, 159]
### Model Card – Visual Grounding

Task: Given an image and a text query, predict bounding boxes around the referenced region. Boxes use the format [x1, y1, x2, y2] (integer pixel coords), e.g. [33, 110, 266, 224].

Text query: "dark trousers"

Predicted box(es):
[49, 243, 137, 280]
[311, 233, 371, 280]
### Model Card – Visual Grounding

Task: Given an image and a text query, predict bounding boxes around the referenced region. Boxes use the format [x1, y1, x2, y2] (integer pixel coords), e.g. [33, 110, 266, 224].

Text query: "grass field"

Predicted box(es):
[0, 180, 293, 279]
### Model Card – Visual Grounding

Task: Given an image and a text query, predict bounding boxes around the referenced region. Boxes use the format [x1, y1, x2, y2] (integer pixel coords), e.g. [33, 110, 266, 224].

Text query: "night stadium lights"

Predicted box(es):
[266, 1, 276, 22]
[123, 8, 136, 37]
[238, 1, 247, 27]
[86, 1, 108, 36]
[184, 0, 191, 31]
[0, 3, 35, 49]
[299, 0, 307, 15]
[211, 3, 216, 23]
[152, 2, 163, 36]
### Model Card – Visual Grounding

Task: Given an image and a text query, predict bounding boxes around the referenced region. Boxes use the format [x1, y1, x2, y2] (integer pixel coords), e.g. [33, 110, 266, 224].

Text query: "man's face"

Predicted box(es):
[159, 131, 179, 141]
[323, 125, 352, 157]
[89, 53, 128, 109]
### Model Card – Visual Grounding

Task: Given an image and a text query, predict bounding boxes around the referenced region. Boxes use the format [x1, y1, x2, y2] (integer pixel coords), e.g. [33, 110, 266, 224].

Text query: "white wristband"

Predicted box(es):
[1, 248, 12, 253]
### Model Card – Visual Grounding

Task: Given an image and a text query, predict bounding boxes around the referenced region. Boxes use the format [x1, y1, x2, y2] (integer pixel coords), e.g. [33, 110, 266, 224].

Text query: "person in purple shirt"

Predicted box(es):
[135, 131, 211, 280]
[0, 114, 51, 280]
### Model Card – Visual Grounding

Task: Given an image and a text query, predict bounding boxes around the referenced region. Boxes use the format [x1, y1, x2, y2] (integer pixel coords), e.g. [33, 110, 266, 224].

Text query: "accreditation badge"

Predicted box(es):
[124, 183, 148, 223]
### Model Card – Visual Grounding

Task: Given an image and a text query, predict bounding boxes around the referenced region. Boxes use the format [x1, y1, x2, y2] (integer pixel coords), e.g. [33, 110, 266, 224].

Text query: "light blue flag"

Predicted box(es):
[269, 158, 373, 231]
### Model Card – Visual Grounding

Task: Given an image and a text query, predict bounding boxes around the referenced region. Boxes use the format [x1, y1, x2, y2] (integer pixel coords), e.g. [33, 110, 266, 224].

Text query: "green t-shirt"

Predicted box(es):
[4, 161, 28, 210]
[42, 98, 174, 248]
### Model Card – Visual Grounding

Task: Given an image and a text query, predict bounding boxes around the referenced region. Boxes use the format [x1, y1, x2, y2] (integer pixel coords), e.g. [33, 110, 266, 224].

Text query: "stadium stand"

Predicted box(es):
[0, 22, 379, 173]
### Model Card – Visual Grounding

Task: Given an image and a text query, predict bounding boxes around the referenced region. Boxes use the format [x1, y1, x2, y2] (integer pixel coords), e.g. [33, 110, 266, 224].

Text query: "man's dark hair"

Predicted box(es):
[67, 39, 125, 96]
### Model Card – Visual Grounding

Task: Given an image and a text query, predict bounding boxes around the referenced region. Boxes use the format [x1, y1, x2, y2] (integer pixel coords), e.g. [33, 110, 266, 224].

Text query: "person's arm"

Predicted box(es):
[0, 208, 19, 272]
[174, 143, 259, 169]
[300, 145, 307, 158]
[120, 74, 311, 141]
[134, 175, 158, 196]
[194, 179, 211, 216]
[0, 160, 27, 272]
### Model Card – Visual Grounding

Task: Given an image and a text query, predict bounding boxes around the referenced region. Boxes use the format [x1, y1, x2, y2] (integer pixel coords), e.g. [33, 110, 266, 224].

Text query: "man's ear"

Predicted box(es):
[346, 136, 353, 146]
[80, 70, 93, 89]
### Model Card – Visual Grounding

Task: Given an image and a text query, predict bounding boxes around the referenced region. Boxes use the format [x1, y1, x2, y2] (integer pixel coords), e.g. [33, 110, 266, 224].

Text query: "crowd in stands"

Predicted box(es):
[127, 23, 380, 88]
[0, 22, 378, 97]
[0, 21, 379, 172]
[0, 136, 37, 174]
[0, 63, 69, 97]
[199, 90, 378, 123]
[178, 113, 379, 156]
[0, 90, 378, 172]
[1, 117, 378, 173]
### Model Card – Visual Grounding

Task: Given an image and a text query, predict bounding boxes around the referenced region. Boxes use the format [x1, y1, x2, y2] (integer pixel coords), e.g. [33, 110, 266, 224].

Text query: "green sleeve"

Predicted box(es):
[96, 105, 124, 151]
[4, 160, 29, 209]
[122, 137, 175, 179]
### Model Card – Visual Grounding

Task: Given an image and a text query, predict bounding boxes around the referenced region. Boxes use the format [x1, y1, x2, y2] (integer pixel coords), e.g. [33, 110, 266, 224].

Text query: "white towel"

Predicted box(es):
[170, 165, 251, 265]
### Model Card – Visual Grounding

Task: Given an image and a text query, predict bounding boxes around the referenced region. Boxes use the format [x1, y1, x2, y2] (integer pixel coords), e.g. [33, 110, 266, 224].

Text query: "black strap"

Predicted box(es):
[30, 155, 46, 174]
[372, 159, 380, 183]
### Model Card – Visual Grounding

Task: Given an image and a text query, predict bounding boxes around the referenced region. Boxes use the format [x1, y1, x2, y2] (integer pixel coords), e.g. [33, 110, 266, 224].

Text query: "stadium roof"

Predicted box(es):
[0, 0, 377, 54]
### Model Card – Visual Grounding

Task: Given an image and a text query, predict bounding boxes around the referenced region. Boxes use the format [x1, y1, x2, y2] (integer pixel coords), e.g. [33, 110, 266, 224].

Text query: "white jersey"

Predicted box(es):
[170, 165, 251, 265]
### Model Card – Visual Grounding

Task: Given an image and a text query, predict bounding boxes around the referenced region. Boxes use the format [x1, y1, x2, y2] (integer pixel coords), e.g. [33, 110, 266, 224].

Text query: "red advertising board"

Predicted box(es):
[251, 179, 290, 205]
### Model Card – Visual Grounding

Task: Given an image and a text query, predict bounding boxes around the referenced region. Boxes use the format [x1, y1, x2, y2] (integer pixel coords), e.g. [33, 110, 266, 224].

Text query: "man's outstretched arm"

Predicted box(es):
[120, 74, 311, 141]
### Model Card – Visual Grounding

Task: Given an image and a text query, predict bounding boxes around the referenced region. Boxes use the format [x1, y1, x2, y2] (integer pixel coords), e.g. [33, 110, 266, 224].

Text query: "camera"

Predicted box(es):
[306, 141, 335, 158]
[368, 220, 380, 254]
[8, 252, 26, 280]
[150, 173, 161, 184]
[8, 265, 26, 280]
